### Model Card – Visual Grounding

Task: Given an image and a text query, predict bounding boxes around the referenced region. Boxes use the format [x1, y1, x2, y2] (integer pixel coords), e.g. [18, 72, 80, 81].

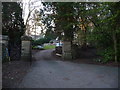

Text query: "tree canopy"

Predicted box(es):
[2, 2, 25, 60]
[40, 2, 120, 62]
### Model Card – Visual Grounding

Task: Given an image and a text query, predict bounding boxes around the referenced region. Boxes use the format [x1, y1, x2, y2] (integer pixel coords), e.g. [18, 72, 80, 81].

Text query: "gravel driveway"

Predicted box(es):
[19, 49, 119, 88]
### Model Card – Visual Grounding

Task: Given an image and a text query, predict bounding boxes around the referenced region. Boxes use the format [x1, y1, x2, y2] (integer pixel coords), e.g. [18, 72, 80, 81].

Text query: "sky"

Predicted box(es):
[22, 0, 44, 36]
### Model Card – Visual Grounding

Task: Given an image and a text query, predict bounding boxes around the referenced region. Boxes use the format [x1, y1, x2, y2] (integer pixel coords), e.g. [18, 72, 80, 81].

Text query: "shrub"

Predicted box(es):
[32, 37, 51, 46]
[98, 48, 114, 63]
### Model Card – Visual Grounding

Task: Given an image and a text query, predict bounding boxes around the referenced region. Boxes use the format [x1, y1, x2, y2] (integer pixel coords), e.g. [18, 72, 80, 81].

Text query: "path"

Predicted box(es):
[19, 49, 118, 88]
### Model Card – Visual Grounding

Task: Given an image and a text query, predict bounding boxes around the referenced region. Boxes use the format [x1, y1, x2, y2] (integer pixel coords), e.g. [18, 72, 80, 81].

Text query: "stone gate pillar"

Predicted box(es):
[21, 36, 32, 61]
[62, 41, 72, 60]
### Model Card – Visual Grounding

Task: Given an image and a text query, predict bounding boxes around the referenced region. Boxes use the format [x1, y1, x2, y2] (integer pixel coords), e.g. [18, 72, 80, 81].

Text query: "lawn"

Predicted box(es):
[43, 45, 55, 50]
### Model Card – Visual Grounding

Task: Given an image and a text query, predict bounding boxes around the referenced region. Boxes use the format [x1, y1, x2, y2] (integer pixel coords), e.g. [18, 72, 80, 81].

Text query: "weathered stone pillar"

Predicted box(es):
[62, 41, 72, 60]
[21, 36, 32, 61]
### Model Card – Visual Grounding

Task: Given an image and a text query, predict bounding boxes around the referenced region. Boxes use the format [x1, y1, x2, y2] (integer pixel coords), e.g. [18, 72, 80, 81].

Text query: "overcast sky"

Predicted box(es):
[22, 0, 44, 36]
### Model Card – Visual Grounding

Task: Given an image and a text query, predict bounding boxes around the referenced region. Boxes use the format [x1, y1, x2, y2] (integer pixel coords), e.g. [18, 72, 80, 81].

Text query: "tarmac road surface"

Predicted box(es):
[19, 49, 118, 88]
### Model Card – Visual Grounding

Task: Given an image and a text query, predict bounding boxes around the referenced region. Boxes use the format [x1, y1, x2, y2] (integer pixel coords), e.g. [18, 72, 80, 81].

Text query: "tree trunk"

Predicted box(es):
[35, 22, 37, 40]
[82, 23, 87, 49]
[113, 31, 117, 63]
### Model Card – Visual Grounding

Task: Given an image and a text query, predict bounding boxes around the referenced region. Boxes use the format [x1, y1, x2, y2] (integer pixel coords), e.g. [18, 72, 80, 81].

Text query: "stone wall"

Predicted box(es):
[21, 36, 32, 61]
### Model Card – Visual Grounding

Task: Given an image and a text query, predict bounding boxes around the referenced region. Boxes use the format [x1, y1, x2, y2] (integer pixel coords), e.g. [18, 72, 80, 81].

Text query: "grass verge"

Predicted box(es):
[44, 45, 55, 50]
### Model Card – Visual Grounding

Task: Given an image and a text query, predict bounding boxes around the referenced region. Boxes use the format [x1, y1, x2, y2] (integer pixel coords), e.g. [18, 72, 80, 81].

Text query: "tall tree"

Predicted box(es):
[2, 2, 25, 60]
[40, 2, 120, 62]
[85, 2, 120, 62]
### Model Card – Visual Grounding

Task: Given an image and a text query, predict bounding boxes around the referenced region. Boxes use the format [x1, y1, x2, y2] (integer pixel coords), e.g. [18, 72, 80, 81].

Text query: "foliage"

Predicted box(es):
[73, 2, 120, 62]
[39, 2, 57, 39]
[89, 2, 120, 62]
[2, 2, 25, 38]
[2, 2, 25, 60]
[41, 2, 76, 41]
[99, 48, 114, 63]
[40, 2, 120, 62]
[32, 37, 51, 46]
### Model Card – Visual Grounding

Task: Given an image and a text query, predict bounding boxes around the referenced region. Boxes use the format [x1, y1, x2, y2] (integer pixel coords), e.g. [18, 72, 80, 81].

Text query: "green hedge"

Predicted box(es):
[32, 37, 51, 46]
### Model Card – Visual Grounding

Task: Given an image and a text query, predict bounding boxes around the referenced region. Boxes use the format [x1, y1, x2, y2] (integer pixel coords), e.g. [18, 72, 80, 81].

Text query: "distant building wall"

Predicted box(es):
[0, 35, 9, 62]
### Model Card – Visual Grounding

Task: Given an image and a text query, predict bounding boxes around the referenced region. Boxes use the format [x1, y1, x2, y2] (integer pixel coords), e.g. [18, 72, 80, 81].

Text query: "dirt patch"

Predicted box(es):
[2, 61, 31, 88]
[2, 50, 39, 88]
[72, 59, 120, 67]
[52, 49, 120, 67]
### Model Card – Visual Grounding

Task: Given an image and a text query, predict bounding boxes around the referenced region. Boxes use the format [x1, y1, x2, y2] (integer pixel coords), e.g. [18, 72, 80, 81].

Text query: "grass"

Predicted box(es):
[44, 45, 55, 50]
